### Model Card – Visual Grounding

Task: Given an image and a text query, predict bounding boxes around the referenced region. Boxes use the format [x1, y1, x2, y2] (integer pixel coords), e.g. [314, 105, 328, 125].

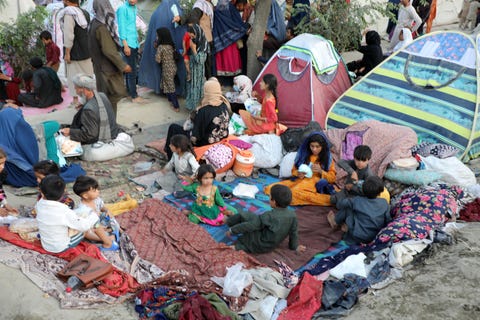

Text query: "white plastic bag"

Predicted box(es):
[244, 98, 262, 116]
[229, 113, 247, 135]
[420, 155, 476, 187]
[219, 263, 253, 297]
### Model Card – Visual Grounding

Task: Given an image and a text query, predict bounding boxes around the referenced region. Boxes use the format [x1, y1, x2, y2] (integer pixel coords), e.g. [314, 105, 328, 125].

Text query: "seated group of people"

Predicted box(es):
[159, 74, 392, 255]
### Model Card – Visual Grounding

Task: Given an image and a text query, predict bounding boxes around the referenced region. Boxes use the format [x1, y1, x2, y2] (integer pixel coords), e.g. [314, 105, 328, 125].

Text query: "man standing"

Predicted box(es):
[59, 0, 94, 107]
[17, 57, 63, 108]
[89, 0, 131, 116]
[388, 0, 422, 51]
[117, 0, 145, 103]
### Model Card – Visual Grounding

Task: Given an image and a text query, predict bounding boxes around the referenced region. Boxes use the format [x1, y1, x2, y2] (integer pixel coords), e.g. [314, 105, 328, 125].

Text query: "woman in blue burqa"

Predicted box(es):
[138, 0, 187, 96]
[0, 107, 38, 187]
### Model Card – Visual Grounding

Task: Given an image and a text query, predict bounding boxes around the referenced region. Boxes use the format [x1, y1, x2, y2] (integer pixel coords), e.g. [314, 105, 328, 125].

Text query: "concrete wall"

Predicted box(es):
[0, 0, 36, 23]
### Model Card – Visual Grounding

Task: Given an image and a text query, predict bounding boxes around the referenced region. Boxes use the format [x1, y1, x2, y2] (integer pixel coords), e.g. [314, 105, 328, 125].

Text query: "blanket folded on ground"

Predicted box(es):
[0, 226, 139, 297]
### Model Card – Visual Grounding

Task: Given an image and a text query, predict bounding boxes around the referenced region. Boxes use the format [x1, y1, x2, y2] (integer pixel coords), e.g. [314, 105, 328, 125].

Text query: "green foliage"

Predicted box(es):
[295, 1, 395, 53]
[0, 6, 48, 75]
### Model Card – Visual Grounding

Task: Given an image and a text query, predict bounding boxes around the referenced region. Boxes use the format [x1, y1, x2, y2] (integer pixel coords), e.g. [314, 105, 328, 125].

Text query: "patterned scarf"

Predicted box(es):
[92, 0, 120, 46]
[191, 24, 208, 54]
[94, 92, 112, 142]
[58, 5, 89, 29]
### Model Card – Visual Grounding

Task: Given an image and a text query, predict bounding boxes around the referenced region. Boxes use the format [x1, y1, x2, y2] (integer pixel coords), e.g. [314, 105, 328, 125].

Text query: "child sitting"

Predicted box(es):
[0, 147, 19, 217]
[328, 176, 391, 244]
[33, 160, 75, 210]
[36, 175, 98, 253]
[226, 184, 306, 254]
[157, 134, 199, 193]
[73, 176, 119, 251]
[330, 145, 373, 205]
[181, 164, 235, 225]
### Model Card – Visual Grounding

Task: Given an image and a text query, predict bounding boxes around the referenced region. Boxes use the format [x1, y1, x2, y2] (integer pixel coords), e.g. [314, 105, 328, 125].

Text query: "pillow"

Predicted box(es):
[279, 152, 297, 178]
[383, 168, 442, 186]
[420, 155, 476, 187]
[375, 185, 463, 244]
[250, 134, 284, 168]
[204, 144, 233, 170]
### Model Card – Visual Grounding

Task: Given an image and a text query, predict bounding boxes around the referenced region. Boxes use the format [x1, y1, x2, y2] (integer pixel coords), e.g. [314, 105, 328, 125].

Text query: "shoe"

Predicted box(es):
[112, 228, 121, 243]
[100, 241, 119, 251]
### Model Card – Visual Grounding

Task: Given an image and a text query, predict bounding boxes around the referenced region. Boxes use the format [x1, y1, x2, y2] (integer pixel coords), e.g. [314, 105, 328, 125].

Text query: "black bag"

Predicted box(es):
[173, 49, 182, 62]
[280, 121, 322, 152]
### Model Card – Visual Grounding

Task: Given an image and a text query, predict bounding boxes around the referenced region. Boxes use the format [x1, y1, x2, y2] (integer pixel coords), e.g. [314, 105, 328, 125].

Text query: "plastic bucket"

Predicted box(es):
[233, 150, 255, 177]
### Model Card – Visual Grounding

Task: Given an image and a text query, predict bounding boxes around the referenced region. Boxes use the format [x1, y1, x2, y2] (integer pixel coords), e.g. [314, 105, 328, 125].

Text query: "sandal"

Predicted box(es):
[100, 241, 119, 251]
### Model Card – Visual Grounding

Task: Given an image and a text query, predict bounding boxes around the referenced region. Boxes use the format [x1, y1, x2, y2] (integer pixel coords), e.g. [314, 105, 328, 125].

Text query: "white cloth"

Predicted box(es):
[392, 28, 414, 52]
[388, 4, 422, 51]
[81, 132, 135, 161]
[75, 198, 104, 218]
[36, 199, 99, 253]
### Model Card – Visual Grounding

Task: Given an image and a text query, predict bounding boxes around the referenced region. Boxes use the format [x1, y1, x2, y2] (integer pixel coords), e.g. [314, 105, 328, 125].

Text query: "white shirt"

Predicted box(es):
[36, 199, 99, 253]
[397, 4, 422, 33]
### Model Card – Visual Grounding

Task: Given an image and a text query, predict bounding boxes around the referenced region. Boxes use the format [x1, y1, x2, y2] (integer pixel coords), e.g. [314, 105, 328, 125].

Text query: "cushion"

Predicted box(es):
[383, 168, 442, 186]
[375, 185, 463, 244]
[204, 143, 233, 170]
[279, 152, 297, 178]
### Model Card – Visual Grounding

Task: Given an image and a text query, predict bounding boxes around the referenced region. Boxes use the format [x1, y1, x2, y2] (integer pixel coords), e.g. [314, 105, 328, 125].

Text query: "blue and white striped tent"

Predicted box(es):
[326, 31, 480, 162]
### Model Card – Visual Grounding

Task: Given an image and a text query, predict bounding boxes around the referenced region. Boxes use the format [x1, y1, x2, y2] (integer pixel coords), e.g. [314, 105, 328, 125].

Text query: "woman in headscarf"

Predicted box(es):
[226, 75, 253, 114]
[155, 27, 180, 112]
[265, 132, 336, 206]
[185, 24, 209, 111]
[347, 30, 384, 77]
[164, 78, 230, 159]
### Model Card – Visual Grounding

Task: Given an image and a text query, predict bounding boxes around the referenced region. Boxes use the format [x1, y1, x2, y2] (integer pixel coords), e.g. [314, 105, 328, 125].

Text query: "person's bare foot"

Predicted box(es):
[327, 211, 339, 230]
[341, 224, 348, 233]
[181, 209, 191, 216]
[132, 96, 148, 104]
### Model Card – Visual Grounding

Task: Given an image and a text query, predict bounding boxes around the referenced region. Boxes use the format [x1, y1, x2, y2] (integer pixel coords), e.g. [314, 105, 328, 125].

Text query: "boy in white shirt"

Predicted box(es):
[36, 175, 99, 253]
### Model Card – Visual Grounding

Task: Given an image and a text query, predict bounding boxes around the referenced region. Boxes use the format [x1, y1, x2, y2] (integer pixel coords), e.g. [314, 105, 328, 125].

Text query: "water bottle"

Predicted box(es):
[65, 276, 83, 292]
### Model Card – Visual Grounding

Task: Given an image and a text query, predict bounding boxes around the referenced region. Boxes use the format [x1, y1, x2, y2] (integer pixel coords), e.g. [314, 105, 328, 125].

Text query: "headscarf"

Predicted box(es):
[233, 75, 252, 103]
[58, 5, 89, 29]
[156, 27, 175, 47]
[393, 28, 413, 52]
[193, 0, 214, 28]
[189, 24, 208, 53]
[92, 0, 120, 46]
[73, 74, 111, 142]
[365, 30, 381, 46]
[294, 131, 332, 170]
[29, 57, 62, 91]
[200, 78, 231, 110]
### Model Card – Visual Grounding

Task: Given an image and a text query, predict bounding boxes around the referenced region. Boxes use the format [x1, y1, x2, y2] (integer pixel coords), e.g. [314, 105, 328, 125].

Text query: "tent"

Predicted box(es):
[253, 33, 352, 128]
[326, 31, 480, 162]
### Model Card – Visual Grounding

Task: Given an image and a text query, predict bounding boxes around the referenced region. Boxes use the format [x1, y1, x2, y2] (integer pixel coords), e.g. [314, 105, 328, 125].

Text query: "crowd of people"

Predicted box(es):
[0, 0, 447, 257]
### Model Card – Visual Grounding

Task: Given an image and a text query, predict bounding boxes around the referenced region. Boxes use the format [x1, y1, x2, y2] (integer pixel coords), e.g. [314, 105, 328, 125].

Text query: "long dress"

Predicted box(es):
[239, 96, 277, 134]
[265, 155, 336, 206]
[182, 183, 236, 225]
[155, 44, 177, 94]
[137, 0, 186, 95]
[185, 51, 207, 111]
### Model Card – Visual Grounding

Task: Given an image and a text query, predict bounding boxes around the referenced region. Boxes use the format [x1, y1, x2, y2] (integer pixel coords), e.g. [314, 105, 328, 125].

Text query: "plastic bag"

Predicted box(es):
[244, 98, 262, 116]
[215, 263, 253, 297]
[9, 218, 38, 234]
[229, 113, 246, 135]
[55, 133, 83, 157]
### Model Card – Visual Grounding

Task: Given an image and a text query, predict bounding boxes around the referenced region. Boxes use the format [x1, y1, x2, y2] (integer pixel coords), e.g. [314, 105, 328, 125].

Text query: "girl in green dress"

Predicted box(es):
[182, 164, 236, 225]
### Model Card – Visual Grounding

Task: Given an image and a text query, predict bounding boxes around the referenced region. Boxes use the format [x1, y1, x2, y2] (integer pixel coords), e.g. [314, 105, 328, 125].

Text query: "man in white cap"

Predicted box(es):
[60, 74, 134, 161]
